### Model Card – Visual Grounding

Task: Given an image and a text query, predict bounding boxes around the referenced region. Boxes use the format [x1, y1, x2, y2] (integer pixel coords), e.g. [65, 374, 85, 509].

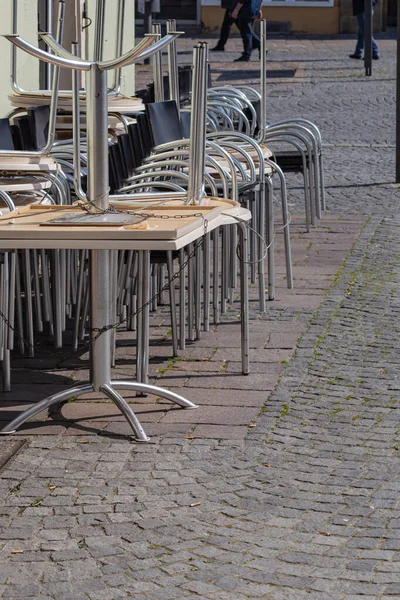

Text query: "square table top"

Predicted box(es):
[0, 198, 250, 251]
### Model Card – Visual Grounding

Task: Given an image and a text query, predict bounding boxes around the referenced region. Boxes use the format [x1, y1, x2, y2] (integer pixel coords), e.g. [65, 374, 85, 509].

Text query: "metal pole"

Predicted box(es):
[364, 0, 373, 76]
[166, 19, 180, 114]
[152, 22, 164, 102]
[86, 65, 109, 210]
[94, 0, 106, 61]
[86, 64, 111, 391]
[396, 0, 400, 181]
[186, 43, 208, 205]
[38, 0, 55, 89]
[259, 19, 267, 140]
[113, 0, 126, 94]
[45, 0, 54, 88]
[144, 0, 152, 65]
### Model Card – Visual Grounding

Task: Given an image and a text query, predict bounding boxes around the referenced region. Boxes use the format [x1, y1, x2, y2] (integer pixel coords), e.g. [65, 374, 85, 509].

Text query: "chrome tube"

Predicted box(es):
[90, 249, 112, 391]
[166, 19, 179, 113]
[0, 191, 16, 212]
[4, 35, 90, 70]
[72, 41, 86, 201]
[186, 43, 208, 205]
[101, 383, 150, 441]
[94, 0, 106, 61]
[179, 249, 186, 350]
[266, 177, 275, 300]
[86, 63, 112, 390]
[45, 0, 54, 89]
[112, 0, 126, 94]
[0, 385, 94, 434]
[11, 0, 19, 94]
[238, 222, 249, 375]
[86, 64, 109, 210]
[99, 33, 176, 70]
[152, 23, 164, 102]
[259, 20, 267, 141]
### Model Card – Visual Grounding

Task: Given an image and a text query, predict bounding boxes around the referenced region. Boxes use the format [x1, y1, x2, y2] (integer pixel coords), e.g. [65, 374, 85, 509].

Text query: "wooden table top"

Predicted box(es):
[0, 198, 248, 251]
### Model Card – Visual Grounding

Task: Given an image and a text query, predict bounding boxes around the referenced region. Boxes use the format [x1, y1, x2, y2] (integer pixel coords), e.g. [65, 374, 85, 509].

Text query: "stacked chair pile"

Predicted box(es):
[0, 0, 325, 442]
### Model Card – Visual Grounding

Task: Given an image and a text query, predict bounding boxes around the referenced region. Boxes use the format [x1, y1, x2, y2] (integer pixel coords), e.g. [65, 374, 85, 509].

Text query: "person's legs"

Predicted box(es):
[252, 29, 260, 51]
[237, 18, 254, 58]
[372, 34, 379, 57]
[350, 11, 379, 59]
[219, 10, 234, 47]
[355, 12, 365, 57]
[211, 9, 234, 50]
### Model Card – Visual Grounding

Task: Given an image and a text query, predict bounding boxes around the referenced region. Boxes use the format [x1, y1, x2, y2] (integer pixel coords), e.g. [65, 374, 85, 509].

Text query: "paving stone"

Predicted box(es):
[161, 405, 259, 425]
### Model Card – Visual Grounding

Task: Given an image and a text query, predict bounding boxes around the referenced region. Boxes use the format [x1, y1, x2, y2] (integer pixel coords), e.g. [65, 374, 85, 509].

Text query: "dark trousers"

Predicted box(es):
[218, 9, 260, 53]
[219, 9, 237, 47]
[238, 18, 260, 57]
[355, 12, 379, 57]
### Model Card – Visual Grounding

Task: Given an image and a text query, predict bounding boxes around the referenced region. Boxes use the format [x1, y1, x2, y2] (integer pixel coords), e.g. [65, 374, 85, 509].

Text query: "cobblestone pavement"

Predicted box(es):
[1, 35, 400, 599]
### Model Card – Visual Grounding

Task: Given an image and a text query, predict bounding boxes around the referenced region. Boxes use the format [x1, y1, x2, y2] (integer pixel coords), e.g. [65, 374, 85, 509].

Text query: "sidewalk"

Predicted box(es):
[0, 34, 399, 599]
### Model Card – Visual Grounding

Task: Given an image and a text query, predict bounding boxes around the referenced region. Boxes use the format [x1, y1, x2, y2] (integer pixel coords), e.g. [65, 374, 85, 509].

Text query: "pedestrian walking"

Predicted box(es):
[349, 0, 380, 60]
[210, 0, 264, 62]
[210, 0, 239, 52]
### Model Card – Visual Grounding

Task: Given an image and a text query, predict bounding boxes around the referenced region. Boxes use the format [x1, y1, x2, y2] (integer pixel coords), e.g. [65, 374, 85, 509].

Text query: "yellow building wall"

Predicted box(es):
[201, 5, 340, 35]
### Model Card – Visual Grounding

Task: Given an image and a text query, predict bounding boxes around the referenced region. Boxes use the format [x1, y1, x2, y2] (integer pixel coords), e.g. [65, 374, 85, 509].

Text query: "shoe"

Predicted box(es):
[210, 45, 224, 52]
[349, 53, 362, 59]
[234, 54, 250, 62]
[373, 54, 380, 60]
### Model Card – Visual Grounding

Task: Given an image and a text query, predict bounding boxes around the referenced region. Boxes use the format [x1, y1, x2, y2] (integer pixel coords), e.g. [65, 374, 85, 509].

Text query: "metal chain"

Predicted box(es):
[0, 237, 205, 365]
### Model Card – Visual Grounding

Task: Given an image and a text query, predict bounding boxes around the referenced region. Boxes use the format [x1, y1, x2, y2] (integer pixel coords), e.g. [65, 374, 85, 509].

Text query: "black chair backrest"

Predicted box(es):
[180, 112, 191, 139]
[146, 83, 155, 104]
[128, 122, 145, 169]
[0, 118, 15, 151]
[10, 124, 23, 150]
[145, 101, 182, 147]
[207, 63, 212, 89]
[251, 99, 261, 135]
[178, 66, 191, 105]
[119, 133, 135, 179]
[27, 106, 50, 150]
[109, 142, 126, 193]
[136, 112, 153, 160]
[14, 115, 35, 151]
[135, 87, 152, 105]
[108, 146, 118, 193]
[162, 75, 170, 102]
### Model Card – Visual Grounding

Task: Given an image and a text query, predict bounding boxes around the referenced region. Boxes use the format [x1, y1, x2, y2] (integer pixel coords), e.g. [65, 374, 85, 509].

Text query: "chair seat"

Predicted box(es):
[0, 156, 59, 172]
[0, 176, 53, 192]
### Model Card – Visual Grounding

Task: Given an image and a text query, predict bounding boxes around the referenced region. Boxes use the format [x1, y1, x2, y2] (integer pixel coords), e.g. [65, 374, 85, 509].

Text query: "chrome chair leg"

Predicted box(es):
[32, 250, 43, 333]
[203, 233, 211, 332]
[166, 251, 178, 357]
[238, 222, 249, 375]
[22, 250, 34, 357]
[15, 253, 25, 355]
[195, 243, 201, 339]
[257, 184, 266, 313]
[41, 250, 54, 336]
[212, 229, 220, 324]
[187, 244, 195, 341]
[72, 250, 86, 352]
[179, 248, 186, 350]
[266, 177, 275, 301]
